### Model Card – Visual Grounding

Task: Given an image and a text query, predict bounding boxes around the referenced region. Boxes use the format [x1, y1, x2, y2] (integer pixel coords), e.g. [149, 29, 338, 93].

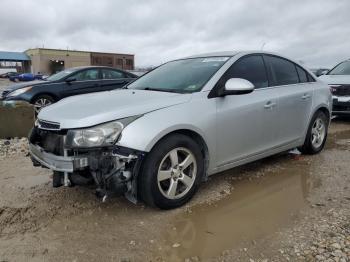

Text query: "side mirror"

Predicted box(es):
[219, 78, 255, 96]
[316, 69, 329, 77]
[319, 70, 329, 76]
[65, 77, 76, 83]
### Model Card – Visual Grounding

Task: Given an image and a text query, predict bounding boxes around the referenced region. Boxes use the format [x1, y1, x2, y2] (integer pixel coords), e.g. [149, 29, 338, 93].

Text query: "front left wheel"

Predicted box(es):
[138, 134, 204, 209]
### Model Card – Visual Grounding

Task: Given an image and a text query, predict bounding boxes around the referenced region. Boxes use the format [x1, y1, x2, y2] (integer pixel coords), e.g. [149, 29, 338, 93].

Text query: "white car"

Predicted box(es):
[319, 59, 350, 115]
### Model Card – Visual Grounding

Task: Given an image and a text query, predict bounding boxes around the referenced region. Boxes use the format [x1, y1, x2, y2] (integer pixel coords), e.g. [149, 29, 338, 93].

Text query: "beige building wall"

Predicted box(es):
[25, 48, 91, 74]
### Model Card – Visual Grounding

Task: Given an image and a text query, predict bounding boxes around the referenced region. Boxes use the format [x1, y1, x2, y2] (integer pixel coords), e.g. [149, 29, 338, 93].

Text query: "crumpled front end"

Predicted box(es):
[28, 126, 145, 203]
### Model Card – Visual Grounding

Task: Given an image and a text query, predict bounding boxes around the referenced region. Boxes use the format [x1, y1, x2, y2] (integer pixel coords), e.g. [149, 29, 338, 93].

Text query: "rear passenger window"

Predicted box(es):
[265, 56, 299, 86]
[296, 66, 308, 83]
[101, 69, 125, 79]
[227, 55, 268, 89]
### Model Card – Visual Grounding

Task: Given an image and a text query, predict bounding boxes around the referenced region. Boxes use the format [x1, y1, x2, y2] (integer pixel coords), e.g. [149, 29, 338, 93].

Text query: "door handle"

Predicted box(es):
[264, 101, 276, 109]
[301, 93, 311, 100]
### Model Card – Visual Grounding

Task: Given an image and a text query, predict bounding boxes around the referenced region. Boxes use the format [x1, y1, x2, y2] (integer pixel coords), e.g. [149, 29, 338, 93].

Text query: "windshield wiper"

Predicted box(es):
[143, 87, 182, 93]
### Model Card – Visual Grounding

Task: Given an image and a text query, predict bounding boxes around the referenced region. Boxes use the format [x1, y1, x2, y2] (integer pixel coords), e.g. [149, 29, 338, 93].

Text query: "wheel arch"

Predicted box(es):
[147, 128, 210, 179]
[316, 106, 331, 121]
[302, 104, 331, 143]
[30, 93, 58, 104]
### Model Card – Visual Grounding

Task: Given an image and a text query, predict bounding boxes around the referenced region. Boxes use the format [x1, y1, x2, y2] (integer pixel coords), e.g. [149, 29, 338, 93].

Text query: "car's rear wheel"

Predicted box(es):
[299, 110, 329, 154]
[33, 95, 55, 114]
[138, 134, 204, 209]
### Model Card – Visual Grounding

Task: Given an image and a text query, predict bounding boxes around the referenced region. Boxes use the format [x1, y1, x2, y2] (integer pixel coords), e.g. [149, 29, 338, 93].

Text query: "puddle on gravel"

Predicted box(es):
[158, 154, 315, 260]
[326, 130, 350, 150]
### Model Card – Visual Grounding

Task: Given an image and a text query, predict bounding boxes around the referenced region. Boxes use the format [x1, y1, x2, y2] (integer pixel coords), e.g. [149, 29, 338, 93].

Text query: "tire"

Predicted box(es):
[138, 134, 204, 209]
[299, 110, 329, 155]
[32, 95, 55, 115]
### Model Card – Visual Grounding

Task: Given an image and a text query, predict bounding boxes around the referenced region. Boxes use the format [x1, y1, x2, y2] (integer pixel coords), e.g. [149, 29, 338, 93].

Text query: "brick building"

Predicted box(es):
[25, 48, 134, 74]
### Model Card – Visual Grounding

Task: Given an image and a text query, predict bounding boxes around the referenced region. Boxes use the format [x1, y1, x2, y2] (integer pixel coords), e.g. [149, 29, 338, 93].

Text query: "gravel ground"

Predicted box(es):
[0, 120, 349, 261]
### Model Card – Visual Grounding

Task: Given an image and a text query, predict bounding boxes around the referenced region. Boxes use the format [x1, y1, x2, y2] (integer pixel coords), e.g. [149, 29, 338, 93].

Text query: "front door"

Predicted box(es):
[215, 55, 280, 167]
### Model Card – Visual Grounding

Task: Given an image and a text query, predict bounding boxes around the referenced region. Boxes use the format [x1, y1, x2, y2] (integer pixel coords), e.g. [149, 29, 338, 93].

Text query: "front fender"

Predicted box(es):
[116, 95, 216, 160]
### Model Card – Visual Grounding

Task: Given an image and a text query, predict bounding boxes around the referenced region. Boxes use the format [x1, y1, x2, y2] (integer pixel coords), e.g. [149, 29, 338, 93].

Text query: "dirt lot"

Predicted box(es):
[0, 120, 349, 262]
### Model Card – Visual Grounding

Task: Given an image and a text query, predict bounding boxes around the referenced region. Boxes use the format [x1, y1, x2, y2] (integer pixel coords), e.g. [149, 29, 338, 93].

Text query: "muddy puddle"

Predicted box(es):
[326, 129, 350, 150]
[157, 154, 317, 260]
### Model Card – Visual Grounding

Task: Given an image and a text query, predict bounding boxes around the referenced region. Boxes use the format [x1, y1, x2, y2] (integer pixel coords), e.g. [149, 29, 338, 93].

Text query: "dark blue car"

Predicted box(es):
[9, 73, 44, 82]
[1, 66, 136, 113]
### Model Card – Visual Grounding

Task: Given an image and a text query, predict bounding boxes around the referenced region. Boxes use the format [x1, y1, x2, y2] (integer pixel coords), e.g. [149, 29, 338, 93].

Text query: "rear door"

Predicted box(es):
[62, 68, 101, 97]
[215, 55, 280, 166]
[263, 55, 313, 145]
[100, 68, 132, 91]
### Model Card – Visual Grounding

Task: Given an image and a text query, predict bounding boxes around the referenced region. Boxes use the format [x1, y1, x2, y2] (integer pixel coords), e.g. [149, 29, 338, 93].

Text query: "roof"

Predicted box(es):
[184, 51, 239, 59]
[0, 51, 30, 61]
[25, 48, 134, 57]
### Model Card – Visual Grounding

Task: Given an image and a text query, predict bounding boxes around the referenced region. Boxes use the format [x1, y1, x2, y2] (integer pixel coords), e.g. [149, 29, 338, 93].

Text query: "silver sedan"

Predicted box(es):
[30, 51, 332, 209]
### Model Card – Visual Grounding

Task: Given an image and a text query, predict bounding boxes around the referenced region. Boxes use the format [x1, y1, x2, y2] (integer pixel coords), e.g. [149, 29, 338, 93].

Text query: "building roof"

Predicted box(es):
[0, 51, 30, 61]
[25, 48, 134, 57]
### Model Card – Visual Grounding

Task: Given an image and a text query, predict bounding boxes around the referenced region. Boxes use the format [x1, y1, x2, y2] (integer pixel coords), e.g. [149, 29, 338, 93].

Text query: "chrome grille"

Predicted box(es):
[38, 120, 61, 130]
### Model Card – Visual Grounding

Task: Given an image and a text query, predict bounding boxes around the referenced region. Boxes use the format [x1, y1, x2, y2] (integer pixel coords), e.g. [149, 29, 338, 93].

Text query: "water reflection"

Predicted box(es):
[160, 156, 313, 260]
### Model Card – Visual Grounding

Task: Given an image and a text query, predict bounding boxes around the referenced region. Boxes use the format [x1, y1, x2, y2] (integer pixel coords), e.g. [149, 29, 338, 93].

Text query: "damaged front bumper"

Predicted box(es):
[29, 143, 88, 172]
[28, 127, 145, 203]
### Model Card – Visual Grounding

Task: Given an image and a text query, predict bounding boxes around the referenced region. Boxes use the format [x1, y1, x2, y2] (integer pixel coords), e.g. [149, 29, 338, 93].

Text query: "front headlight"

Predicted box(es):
[8, 86, 32, 97]
[65, 116, 140, 148]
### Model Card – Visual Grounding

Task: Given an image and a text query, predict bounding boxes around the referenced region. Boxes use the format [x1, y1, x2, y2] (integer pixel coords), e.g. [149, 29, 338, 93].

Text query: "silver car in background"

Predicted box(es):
[29, 51, 332, 209]
[319, 59, 350, 115]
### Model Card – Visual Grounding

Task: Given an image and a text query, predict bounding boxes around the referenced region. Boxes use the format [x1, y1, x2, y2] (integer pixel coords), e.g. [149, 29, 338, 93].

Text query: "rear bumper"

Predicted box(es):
[332, 96, 350, 115]
[29, 143, 88, 172]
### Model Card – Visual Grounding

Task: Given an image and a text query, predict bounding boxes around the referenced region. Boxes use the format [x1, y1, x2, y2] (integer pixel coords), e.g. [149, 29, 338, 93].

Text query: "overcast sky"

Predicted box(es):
[0, 0, 349, 68]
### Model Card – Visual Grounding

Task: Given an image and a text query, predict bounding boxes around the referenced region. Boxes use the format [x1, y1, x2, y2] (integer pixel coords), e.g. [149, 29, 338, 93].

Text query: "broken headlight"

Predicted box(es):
[65, 116, 140, 148]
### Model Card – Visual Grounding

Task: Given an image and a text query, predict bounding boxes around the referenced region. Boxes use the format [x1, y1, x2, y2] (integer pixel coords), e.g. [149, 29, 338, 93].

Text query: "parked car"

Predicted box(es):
[310, 68, 330, 77]
[9, 73, 44, 82]
[1, 66, 137, 113]
[0, 71, 19, 78]
[29, 51, 331, 209]
[319, 59, 350, 115]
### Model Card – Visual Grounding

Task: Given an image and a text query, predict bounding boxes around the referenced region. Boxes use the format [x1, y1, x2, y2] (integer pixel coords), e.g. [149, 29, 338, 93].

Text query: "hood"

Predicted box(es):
[319, 74, 350, 85]
[38, 89, 192, 129]
[4, 80, 47, 92]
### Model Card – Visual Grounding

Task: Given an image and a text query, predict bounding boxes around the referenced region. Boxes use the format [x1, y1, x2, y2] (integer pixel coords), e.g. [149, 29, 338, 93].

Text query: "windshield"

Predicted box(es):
[328, 61, 350, 75]
[46, 68, 77, 81]
[127, 57, 230, 93]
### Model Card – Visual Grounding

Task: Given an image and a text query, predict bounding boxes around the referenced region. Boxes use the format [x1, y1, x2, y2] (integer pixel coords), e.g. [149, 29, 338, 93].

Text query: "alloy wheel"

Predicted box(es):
[34, 98, 52, 113]
[311, 117, 326, 148]
[157, 147, 197, 200]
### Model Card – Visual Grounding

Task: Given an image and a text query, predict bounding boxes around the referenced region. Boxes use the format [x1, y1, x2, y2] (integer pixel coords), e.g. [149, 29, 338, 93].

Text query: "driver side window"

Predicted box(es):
[218, 55, 269, 89]
[73, 69, 99, 81]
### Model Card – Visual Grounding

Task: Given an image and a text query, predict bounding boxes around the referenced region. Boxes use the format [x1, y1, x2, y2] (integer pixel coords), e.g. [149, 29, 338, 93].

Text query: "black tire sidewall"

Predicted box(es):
[139, 134, 204, 209]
